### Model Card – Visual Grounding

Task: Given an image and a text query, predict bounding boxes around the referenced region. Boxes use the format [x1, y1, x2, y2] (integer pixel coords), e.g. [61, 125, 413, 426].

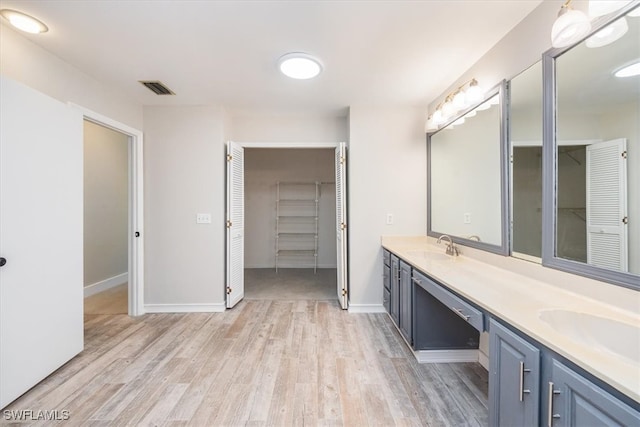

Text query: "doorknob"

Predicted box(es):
[0, 257, 6, 267]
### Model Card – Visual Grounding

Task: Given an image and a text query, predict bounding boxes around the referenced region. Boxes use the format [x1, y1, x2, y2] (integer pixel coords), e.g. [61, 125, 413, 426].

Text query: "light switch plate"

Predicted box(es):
[196, 213, 212, 224]
[386, 213, 394, 225]
[463, 213, 471, 224]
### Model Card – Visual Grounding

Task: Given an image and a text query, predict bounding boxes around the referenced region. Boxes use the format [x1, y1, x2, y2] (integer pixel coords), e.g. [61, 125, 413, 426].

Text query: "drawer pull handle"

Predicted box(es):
[519, 361, 531, 402]
[547, 382, 561, 427]
[452, 307, 470, 321]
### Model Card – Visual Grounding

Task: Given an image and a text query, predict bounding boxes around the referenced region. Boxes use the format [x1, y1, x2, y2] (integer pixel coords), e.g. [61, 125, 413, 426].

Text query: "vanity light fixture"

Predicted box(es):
[551, 0, 592, 48]
[586, 16, 628, 47]
[614, 60, 640, 77]
[425, 78, 483, 132]
[278, 52, 323, 80]
[0, 9, 48, 34]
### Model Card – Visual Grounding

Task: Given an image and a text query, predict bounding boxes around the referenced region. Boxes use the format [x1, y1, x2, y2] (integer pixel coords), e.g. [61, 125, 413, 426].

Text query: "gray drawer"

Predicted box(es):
[413, 271, 484, 332]
[383, 249, 390, 266]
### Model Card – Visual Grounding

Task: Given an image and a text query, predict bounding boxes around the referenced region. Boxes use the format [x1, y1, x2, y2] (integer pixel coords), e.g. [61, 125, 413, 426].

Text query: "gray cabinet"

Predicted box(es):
[382, 250, 391, 313]
[547, 359, 640, 427]
[399, 260, 413, 345]
[489, 319, 540, 427]
[389, 253, 400, 327]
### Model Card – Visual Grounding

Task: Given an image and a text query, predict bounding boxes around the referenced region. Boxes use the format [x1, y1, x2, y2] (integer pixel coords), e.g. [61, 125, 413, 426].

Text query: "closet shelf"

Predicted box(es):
[275, 181, 319, 273]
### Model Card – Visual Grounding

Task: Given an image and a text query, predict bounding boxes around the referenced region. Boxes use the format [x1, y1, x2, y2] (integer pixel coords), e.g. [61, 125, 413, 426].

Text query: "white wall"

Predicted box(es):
[143, 106, 226, 308]
[245, 148, 336, 269]
[83, 121, 129, 287]
[0, 23, 142, 129]
[348, 107, 427, 309]
[429, 1, 562, 112]
[230, 112, 348, 142]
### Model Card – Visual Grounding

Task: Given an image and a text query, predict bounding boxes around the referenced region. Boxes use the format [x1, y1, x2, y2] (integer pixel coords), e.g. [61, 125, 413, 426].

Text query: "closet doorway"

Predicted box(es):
[79, 108, 145, 317]
[83, 120, 129, 315]
[226, 142, 348, 309]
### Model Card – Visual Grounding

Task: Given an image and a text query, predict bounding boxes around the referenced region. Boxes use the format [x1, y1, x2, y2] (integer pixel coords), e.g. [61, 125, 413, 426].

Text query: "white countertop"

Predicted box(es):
[381, 236, 640, 403]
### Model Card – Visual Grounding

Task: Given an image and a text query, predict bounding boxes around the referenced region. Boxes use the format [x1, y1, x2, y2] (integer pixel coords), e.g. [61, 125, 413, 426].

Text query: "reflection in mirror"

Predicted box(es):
[429, 92, 503, 248]
[553, 7, 639, 276]
[510, 62, 543, 261]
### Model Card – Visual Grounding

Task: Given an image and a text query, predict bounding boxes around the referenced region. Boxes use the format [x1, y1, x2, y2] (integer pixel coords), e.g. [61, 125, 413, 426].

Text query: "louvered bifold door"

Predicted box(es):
[335, 143, 348, 309]
[226, 141, 245, 308]
[586, 138, 628, 272]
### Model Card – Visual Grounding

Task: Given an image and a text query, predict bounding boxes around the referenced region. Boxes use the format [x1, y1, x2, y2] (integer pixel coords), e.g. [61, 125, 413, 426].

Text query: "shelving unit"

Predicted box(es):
[275, 181, 319, 273]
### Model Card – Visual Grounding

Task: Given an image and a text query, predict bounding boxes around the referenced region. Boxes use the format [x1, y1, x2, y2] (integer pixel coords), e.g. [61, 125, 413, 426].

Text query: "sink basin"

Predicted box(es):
[405, 250, 453, 262]
[539, 309, 640, 363]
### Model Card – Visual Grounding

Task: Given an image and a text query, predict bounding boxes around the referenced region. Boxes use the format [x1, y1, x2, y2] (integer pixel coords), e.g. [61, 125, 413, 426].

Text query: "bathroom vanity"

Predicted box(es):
[382, 236, 640, 426]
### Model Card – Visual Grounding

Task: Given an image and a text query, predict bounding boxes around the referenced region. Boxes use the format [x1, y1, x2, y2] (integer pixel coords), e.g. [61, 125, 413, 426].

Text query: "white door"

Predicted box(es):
[0, 77, 84, 408]
[226, 141, 245, 308]
[335, 143, 348, 309]
[586, 138, 628, 271]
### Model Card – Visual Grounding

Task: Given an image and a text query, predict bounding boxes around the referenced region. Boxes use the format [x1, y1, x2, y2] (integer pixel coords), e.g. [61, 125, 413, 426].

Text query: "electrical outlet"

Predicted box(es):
[464, 213, 471, 224]
[196, 213, 212, 224]
[386, 213, 394, 225]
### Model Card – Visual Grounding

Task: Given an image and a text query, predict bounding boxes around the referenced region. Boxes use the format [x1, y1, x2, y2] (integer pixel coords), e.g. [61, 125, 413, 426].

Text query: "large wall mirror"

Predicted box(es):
[543, 3, 639, 289]
[428, 82, 508, 254]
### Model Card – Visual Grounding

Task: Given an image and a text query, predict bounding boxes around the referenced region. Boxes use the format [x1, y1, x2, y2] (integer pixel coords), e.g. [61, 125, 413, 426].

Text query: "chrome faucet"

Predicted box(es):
[437, 234, 459, 256]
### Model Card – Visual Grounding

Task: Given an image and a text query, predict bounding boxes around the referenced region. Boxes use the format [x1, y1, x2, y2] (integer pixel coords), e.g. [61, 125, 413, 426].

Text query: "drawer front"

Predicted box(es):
[413, 271, 483, 332]
[383, 249, 390, 266]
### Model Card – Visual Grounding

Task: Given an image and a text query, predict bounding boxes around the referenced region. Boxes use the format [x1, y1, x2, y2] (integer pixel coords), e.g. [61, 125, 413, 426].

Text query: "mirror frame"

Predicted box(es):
[427, 80, 509, 255]
[542, 2, 640, 290]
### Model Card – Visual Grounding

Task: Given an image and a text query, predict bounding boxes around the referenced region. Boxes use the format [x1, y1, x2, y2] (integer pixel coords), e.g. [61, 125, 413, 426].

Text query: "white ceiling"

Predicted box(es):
[0, 0, 544, 115]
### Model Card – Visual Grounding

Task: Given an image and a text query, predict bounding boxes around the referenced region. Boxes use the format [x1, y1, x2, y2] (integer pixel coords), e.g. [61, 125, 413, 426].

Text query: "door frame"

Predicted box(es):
[228, 141, 346, 307]
[72, 104, 145, 316]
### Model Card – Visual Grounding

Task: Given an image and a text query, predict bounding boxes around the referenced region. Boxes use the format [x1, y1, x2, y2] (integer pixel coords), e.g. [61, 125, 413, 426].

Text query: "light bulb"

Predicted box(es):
[452, 91, 467, 111]
[465, 83, 484, 105]
[551, 7, 592, 48]
[432, 109, 444, 125]
[441, 100, 455, 119]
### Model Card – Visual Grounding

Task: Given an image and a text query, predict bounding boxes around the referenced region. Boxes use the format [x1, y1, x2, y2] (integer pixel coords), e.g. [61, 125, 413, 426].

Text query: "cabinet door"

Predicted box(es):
[489, 319, 540, 427]
[399, 261, 413, 345]
[389, 255, 400, 326]
[383, 262, 391, 313]
[548, 360, 640, 427]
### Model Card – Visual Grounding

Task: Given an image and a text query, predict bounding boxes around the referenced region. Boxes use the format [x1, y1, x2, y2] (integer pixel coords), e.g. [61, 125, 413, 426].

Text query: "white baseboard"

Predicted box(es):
[144, 303, 226, 313]
[84, 273, 128, 297]
[415, 349, 479, 364]
[478, 350, 489, 370]
[348, 304, 386, 313]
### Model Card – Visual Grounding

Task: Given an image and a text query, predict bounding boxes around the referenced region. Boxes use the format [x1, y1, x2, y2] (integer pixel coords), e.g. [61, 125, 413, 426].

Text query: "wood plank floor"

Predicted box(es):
[84, 284, 128, 315]
[4, 300, 488, 426]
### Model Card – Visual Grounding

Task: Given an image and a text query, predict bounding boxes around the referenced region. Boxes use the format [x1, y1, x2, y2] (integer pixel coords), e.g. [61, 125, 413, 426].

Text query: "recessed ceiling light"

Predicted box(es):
[614, 60, 640, 78]
[278, 53, 323, 80]
[0, 9, 48, 34]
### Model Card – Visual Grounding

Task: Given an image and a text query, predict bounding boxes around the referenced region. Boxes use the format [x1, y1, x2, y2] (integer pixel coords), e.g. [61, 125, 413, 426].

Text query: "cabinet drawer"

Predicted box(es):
[413, 271, 483, 332]
[383, 249, 390, 266]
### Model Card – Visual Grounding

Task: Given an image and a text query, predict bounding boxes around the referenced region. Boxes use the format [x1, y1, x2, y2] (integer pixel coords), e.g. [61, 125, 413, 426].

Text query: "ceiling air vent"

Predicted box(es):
[139, 80, 175, 95]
